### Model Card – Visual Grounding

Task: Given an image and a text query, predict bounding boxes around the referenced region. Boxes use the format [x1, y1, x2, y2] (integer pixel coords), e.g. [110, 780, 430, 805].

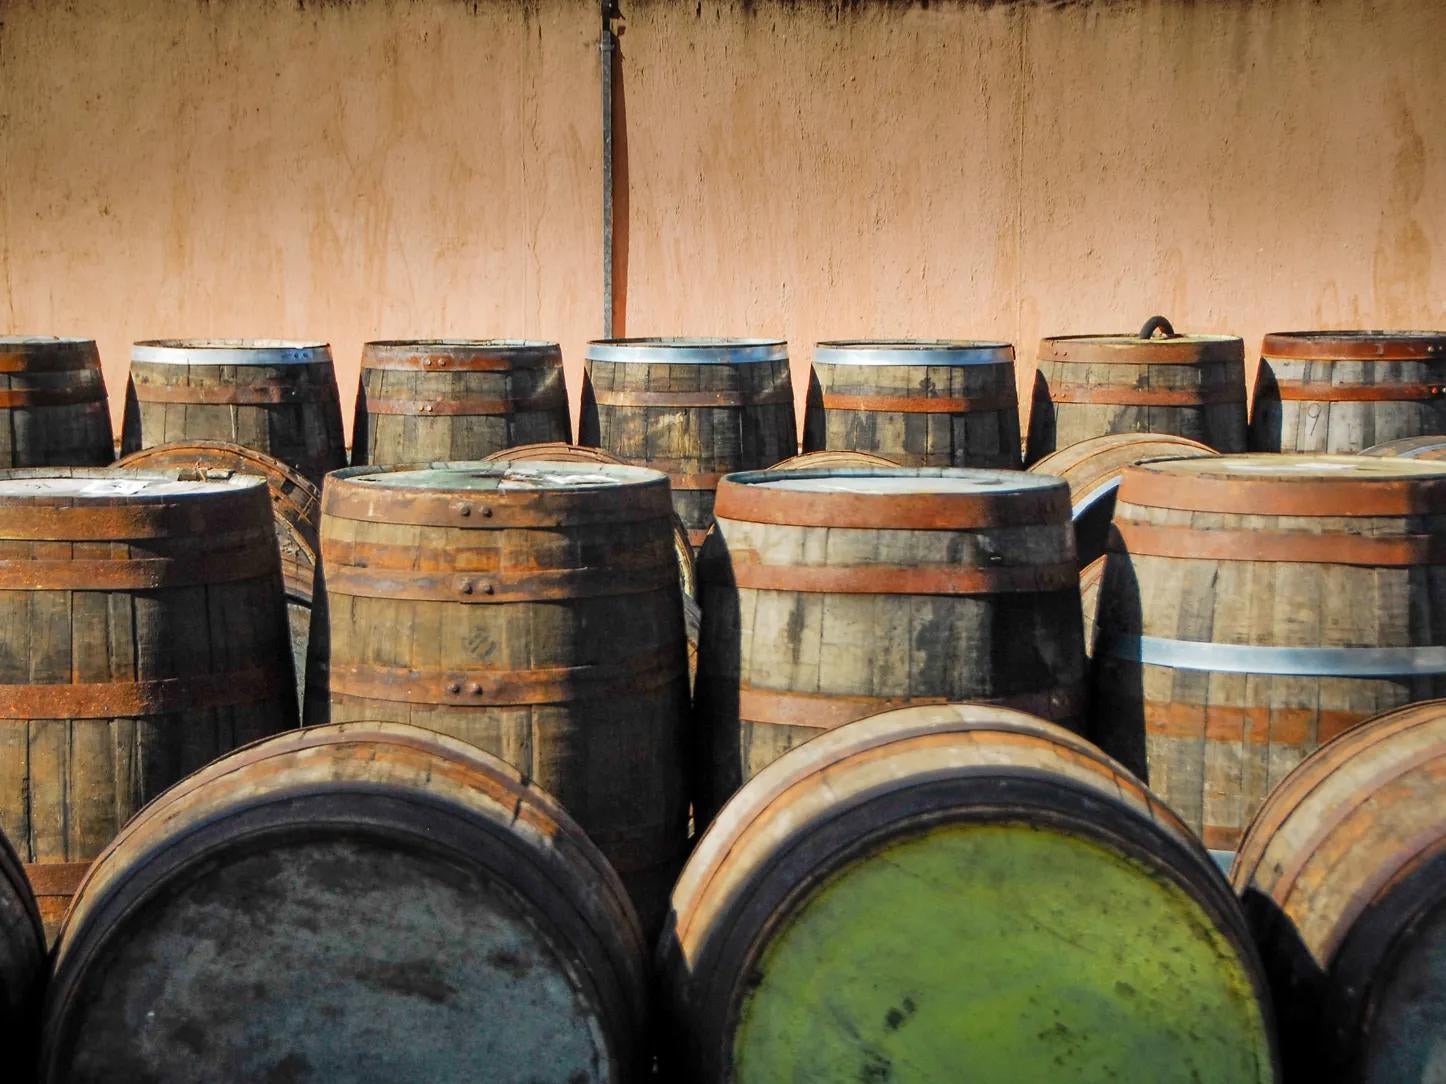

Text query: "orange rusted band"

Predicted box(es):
[23, 861, 91, 895]
[821, 391, 1015, 414]
[0, 350, 99, 374]
[1112, 520, 1446, 566]
[321, 476, 672, 529]
[1118, 467, 1446, 517]
[591, 388, 792, 408]
[728, 555, 1077, 595]
[0, 386, 106, 408]
[1145, 699, 1363, 745]
[715, 479, 1069, 531]
[323, 561, 673, 603]
[1041, 382, 1243, 406]
[1263, 333, 1446, 361]
[362, 394, 564, 417]
[0, 665, 287, 719]
[1041, 339, 1244, 366]
[362, 350, 559, 373]
[667, 472, 724, 491]
[322, 645, 683, 707]
[687, 528, 710, 547]
[1201, 825, 1244, 850]
[131, 381, 331, 406]
[0, 546, 278, 590]
[737, 683, 1086, 730]
[1269, 381, 1446, 402]
[0, 500, 269, 542]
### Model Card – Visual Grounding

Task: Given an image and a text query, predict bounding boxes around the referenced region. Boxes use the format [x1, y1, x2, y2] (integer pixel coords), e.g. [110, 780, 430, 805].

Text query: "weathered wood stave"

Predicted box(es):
[352, 339, 570, 466]
[0, 338, 114, 469]
[303, 462, 690, 933]
[767, 449, 898, 470]
[694, 466, 1087, 823]
[120, 339, 347, 485]
[0, 468, 299, 939]
[578, 338, 799, 548]
[1250, 331, 1446, 453]
[1027, 327, 1247, 461]
[1028, 431, 1218, 567]
[41, 722, 649, 1083]
[1233, 698, 1446, 1081]
[802, 340, 1021, 469]
[662, 704, 1279, 1082]
[1091, 453, 1446, 851]
[1360, 433, 1446, 460]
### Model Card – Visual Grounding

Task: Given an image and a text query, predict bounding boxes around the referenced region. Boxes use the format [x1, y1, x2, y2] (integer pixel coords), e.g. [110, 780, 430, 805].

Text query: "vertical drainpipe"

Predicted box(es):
[601, 1, 618, 339]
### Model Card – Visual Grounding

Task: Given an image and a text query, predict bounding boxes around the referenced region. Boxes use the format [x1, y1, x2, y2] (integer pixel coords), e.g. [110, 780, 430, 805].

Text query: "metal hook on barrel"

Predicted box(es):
[1139, 315, 1177, 339]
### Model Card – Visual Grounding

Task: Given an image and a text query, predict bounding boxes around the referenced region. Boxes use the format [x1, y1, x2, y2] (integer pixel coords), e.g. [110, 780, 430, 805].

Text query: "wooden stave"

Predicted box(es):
[1361, 434, 1446, 460]
[303, 463, 691, 933]
[352, 341, 570, 467]
[0, 338, 114, 469]
[1080, 554, 1106, 659]
[1090, 456, 1446, 851]
[804, 356, 1022, 470]
[1249, 332, 1446, 454]
[693, 467, 1086, 823]
[1027, 334, 1248, 462]
[767, 449, 898, 470]
[120, 342, 347, 485]
[1027, 432, 1219, 568]
[1231, 699, 1446, 1080]
[578, 347, 798, 549]
[661, 703, 1277, 1082]
[41, 721, 649, 1082]
[0, 467, 300, 939]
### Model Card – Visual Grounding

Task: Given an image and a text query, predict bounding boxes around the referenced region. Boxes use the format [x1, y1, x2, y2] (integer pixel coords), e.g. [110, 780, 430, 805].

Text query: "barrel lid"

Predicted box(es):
[132, 339, 331, 366]
[813, 340, 1013, 367]
[1262, 330, 1446, 361]
[1119, 454, 1446, 516]
[716, 467, 1068, 530]
[1361, 435, 1446, 460]
[586, 338, 787, 364]
[0, 336, 95, 347]
[1040, 333, 1243, 366]
[349, 462, 662, 492]
[0, 468, 263, 500]
[366, 339, 557, 350]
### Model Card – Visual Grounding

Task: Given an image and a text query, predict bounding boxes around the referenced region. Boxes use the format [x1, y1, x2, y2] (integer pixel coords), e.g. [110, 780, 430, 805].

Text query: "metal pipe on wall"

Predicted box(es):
[601, 1, 619, 339]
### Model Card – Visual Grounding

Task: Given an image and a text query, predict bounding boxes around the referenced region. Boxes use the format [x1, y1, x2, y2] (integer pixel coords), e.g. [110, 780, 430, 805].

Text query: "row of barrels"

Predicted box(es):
[8, 327, 1446, 546]
[3, 695, 1442, 1080]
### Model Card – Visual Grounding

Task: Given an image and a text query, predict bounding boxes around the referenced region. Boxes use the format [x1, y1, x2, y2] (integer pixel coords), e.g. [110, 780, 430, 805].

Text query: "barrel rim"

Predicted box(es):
[132, 339, 332, 366]
[0, 466, 270, 502]
[0, 335, 97, 347]
[331, 460, 670, 492]
[1262, 329, 1446, 361]
[364, 338, 559, 351]
[812, 340, 1014, 366]
[1039, 333, 1244, 365]
[585, 338, 787, 364]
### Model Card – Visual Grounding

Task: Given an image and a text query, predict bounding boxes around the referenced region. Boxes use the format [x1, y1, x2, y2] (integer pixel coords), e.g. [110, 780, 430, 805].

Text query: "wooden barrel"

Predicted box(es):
[662, 703, 1278, 1082]
[121, 339, 346, 485]
[0, 822, 45, 1070]
[1361, 434, 1446, 460]
[1026, 318, 1247, 462]
[1233, 699, 1446, 1081]
[1091, 453, 1446, 852]
[1250, 331, 1446, 453]
[694, 466, 1086, 822]
[578, 338, 797, 548]
[114, 440, 322, 709]
[1028, 432, 1218, 567]
[0, 468, 298, 939]
[0, 338, 114, 468]
[40, 722, 648, 1083]
[352, 339, 570, 466]
[768, 449, 898, 469]
[1080, 554, 1105, 658]
[303, 462, 689, 932]
[802, 340, 1021, 468]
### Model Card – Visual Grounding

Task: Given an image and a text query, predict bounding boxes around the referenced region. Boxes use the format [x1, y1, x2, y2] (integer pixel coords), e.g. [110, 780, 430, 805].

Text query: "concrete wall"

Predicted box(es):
[2, 0, 1442, 438]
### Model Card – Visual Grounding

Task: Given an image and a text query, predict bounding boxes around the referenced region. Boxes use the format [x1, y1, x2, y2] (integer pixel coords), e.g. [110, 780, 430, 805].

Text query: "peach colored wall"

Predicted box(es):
[2, 0, 1443, 441]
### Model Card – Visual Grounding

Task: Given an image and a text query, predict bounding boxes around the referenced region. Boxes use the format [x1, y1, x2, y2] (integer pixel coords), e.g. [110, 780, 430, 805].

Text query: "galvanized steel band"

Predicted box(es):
[586, 339, 787, 364]
[813, 342, 1013, 367]
[131, 341, 332, 366]
[726, 555, 1078, 595]
[1101, 634, 1446, 676]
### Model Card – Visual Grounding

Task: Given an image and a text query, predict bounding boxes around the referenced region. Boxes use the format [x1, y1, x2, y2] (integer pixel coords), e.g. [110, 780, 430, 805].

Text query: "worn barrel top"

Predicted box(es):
[362, 339, 560, 369]
[585, 337, 786, 364]
[1041, 332, 1244, 364]
[813, 340, 1013, 366]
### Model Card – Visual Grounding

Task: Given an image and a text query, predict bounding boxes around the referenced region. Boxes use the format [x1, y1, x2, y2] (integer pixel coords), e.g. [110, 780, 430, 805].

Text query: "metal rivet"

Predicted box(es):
[482, 583, 495, 595]
[447, 681, 461, 694]
[459, 579, 474, 595]
[480, 506, 493, 518]
[457, 502, 472, 517]
[468, 682, 483, 696]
